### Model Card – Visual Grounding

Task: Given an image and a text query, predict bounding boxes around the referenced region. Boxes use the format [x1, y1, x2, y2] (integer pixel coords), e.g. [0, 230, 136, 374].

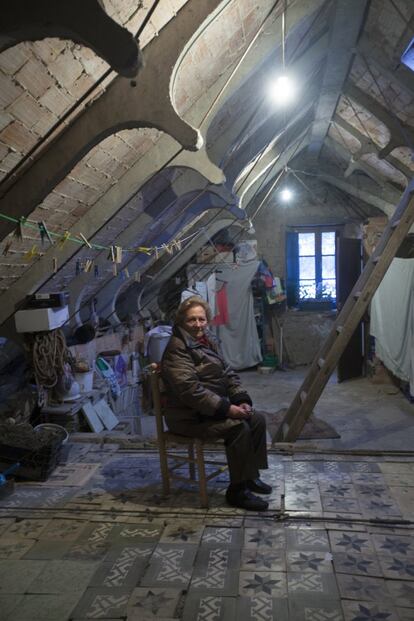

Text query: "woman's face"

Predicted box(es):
[183, 304, 208, 339]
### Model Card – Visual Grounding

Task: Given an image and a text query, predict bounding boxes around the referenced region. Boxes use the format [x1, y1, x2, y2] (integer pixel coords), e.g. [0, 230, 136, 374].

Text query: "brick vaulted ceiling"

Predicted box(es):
[0, 0, 413, 331]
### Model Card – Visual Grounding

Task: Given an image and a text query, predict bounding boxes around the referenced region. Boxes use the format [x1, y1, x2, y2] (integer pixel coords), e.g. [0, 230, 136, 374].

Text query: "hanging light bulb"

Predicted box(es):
[280, 188, 293, 202]
[269, 74, 296, 105]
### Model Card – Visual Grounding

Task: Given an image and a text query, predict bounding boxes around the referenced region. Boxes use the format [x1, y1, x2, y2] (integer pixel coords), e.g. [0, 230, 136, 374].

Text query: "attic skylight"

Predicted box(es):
[401, 37, 414, 72]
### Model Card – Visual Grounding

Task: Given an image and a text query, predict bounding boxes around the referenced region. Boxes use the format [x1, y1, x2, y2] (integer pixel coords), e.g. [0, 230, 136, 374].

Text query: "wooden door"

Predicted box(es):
[337, 237, 363, 381]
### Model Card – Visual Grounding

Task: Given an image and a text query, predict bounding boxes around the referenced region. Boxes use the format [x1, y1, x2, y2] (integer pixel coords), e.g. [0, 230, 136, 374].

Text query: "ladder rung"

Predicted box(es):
[300, 391, 307, 403]
[318, 358, 325, 368]
[336, 325, 343, 333]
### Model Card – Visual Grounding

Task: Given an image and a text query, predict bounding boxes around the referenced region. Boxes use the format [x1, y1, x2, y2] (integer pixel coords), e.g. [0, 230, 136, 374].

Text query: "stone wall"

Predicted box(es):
[252, 180, 379, 364]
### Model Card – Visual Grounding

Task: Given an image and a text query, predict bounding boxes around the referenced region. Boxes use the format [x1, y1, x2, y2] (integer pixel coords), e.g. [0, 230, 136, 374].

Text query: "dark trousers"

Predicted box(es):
[166, 411, 268, 485]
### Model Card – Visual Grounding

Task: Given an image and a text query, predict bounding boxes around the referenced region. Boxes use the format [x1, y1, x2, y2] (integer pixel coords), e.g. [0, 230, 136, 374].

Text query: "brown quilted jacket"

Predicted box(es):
[161, 325, 252, 425]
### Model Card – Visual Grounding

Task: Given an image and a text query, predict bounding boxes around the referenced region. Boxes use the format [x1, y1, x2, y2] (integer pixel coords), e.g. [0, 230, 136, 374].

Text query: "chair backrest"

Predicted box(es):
[148, 366, 166, 440]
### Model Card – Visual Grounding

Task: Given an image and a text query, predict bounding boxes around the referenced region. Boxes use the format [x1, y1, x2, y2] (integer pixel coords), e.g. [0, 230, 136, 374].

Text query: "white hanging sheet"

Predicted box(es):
[370, 258, 414, 394]
[216, 260, 262, 370]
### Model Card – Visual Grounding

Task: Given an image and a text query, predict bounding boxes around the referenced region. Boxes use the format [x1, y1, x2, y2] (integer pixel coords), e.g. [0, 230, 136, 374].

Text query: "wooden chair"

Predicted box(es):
[148, 365, 228, 508]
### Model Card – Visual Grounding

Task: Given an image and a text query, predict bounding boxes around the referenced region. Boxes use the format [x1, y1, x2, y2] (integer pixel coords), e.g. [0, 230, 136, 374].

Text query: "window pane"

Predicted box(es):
[299, 256, 315, 279]
[299, 280, 316, 299]
[322, 255, 335, 279]
[321, 279, 336, 298]
[322, 231, 335, 254]
[299, 233, 315, 256]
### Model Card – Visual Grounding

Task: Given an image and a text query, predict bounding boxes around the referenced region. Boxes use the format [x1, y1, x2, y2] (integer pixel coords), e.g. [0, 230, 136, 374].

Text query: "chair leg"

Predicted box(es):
[158, 439, 170, 496]
[188, 443, 196, 480]
[195, 440, 208, 509]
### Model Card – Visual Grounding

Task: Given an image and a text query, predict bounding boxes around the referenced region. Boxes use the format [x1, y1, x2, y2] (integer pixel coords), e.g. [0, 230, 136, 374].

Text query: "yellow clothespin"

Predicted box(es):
[78, 233, 92, 248]
[52, 257, 58, 273]
[24, 245, 38, 262]
[134, 271, 141, 282]
[123, 267, 130, 279]
[58, 231, 70, 249]
[2, 240, 13, 256]
[154, 247, 159, 260]
[84, 259, 93, 273]
[115, 246, 122, 263]
[112, 263, 118, 276]
[135, 246, 152, 255]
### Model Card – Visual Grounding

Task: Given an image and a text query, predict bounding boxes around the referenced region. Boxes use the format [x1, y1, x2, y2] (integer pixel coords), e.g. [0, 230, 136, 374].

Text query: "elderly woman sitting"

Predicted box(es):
[161, 295, 271, 511]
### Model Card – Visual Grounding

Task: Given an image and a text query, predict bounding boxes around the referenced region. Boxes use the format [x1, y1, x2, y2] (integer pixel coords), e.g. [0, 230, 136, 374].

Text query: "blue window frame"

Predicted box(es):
[286, 228, 337, 309]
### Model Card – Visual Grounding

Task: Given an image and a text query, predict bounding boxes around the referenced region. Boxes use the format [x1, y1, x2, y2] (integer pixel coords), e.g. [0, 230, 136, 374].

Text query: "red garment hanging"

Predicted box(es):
[211, 284, 229, 326]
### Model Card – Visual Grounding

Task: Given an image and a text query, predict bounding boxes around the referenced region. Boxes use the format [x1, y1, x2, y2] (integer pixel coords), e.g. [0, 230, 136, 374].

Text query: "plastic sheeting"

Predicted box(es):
[370, 258, 414, 394]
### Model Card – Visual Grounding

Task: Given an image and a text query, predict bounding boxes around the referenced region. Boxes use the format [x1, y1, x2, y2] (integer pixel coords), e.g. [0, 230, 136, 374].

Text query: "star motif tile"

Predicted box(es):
[239, 571, 287, 597]
[287, 551, 333, 573]
[329, 531, 374, 553]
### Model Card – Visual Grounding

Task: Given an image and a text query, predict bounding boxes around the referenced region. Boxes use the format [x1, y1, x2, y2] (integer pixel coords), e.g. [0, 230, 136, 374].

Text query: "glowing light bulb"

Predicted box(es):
[269, 74, 296, 105]
[280, 188, 293, 202]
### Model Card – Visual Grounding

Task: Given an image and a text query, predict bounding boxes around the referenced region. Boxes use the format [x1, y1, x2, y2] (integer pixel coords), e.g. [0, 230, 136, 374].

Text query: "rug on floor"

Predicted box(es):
[260, 408, 340, 440]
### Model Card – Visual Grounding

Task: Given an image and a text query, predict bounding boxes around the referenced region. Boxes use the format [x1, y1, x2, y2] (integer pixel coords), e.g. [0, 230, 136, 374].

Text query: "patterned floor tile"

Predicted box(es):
[3, 592, 82, 621]
[38, 519, 88, 541]
[377, 554, 414, 579]
[239, 570, 287, 597]
[104, 542, 154, 562]
[190, 546, 240, 595]
[319, 483, 356, 497]
[240, 548, 286, 572]
[286, 528, 330, 551]
[336, 573, 392, 602]
[324, 515, 366, 532]
[70, 587, 132, 619]
[140, 543, 197, 589]
[0, 538, 37, 559]
[342, 600, 400, 621]
[397, 606, 414, 621]
[285, 493, 323, 512]
[243, 527, 286, 549]
[371, 533, 413, 559]
[360, 499, 402, 519]
[0, 560, 46, 594]
[23, 539, 72, 560]
[127, 587, 182, 620]
[351, 473, 385, 485]
[201, 526, 242, 547]
[329, 531, 375, 554]
[287, 550, 334, 573]
[3, 519, 50, 539]
[236, 596, 288, 621]
[114, 523, 163, 542]
[161, 522, 204, 544]
[28, 559, 98, 594]
[287, 571, 339, 599]
[348, 463, 381, 473]
[332, 552, 382, 577]
[0, 518, 15, 536]
[321, 497, 361, 513]
[385, 579, 414, 607]
[183, 594, 237, 621]
[289, 597, 344, 621]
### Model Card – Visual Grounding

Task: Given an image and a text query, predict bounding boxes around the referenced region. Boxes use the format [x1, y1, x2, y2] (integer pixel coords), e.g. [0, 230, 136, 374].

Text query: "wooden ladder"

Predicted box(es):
[274, 181, 414, 442]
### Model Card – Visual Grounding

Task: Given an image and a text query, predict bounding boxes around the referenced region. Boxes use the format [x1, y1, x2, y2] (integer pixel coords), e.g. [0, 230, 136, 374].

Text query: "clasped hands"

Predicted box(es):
[228, 403, 253, 419]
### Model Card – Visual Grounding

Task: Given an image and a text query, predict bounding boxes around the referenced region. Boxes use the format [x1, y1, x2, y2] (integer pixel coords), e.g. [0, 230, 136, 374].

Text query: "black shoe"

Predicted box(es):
[225, 487, 268, 511]
[246, 478, 272, 495]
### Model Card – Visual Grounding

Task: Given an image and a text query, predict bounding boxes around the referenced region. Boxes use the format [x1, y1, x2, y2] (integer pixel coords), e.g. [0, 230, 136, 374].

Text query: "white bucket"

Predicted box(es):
[74, 370, 94, 393]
